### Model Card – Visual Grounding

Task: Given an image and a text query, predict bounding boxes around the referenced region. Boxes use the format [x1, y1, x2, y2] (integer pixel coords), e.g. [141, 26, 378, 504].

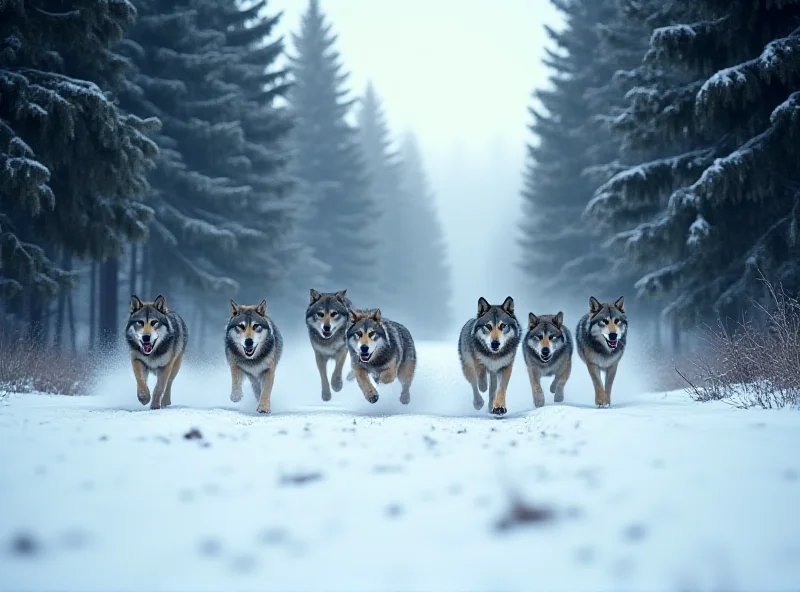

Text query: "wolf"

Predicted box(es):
[126, 295, 188, 410]
[346, 308, 416, 405]
[458, 296, 521, 415]
[522, 311, 573, 408]
[306, 288, 355, 401]
[576, 296, 628, 408]
[226, 300, 283, 415]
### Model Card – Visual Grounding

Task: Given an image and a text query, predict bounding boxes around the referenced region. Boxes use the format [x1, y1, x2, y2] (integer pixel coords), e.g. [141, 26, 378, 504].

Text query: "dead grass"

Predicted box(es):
[0, 326, 92, 396]
[679, 278, 800, 409]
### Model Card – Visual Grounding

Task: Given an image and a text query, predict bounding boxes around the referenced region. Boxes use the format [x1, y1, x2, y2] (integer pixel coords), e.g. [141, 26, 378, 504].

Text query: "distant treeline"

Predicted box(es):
[519, 0, 800, 340]
[0, 0, 452, 351]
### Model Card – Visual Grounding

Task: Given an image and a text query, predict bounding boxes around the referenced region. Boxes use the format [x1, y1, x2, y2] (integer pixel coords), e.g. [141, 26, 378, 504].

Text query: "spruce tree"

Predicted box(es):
[0, 1, 159, 323]
[397, 132, 453, 335]
[586, 0, 800, 323]
[518, 0, 646, 309]
[287, 0, 379, 305]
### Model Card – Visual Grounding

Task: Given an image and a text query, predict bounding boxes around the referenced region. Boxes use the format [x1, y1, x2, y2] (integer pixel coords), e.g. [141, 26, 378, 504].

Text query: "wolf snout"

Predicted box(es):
[360, 344, 370, 354]
[322, 324, 331, 332]
[540, 347, 551, 360]
[608, 332, 618, 340]
[141, 334, 151, 343]
[490, 339, 501, 351]
[244, 338, 254, 348]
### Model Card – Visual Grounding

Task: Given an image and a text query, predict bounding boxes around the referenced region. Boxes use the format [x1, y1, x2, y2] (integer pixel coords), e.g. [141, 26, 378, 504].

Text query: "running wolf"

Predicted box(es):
[576, 296, 628, 408]
[126, 295, 188, 410]
[306, 288, 353, 401]
[523, 311, 573, 407]
[226, 300, 283, 415]
[346, 308, 416, 405]
[458, 296, 520, 415]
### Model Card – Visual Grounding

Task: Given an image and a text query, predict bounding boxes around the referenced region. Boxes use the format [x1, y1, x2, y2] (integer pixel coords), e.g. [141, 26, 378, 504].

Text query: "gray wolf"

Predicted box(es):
[346, 308, 416, 405]
[576, 296, 628, 407]
[306, 288, 353, 401]
[458, 296, 520, 415]
[126, 295, 188, 410]
[226, 300, 283, 414]
[522, 311, 573, 407]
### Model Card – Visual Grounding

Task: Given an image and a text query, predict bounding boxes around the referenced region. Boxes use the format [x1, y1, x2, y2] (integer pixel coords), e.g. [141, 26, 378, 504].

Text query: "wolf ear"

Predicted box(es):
[554, 311, 564, 328]
[371, 308, 382, 324]
[349, 309, 360, 324]
[130, 295, 143, 315]
[589, 296, 602, 315]
[309, 289, 321, 304]
[255, 300, 267, 317]
[153, 295, 168, 313]
[477, 297, 491, 317]
[335, 289, 347, 302]
[229, 300, 239, 318]
[501, 296, 514, 315]
[614, 296, 625, 313]
[528, 312, 538, 328]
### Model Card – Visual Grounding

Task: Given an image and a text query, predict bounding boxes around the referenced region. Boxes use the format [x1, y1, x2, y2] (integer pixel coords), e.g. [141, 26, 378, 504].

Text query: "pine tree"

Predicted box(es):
[287, 0, 379, 305]
[586, 0, 800, 323]
[0, 1, 159, 328]
[397, 132, 453, 335]
[518, 0, 647, 310]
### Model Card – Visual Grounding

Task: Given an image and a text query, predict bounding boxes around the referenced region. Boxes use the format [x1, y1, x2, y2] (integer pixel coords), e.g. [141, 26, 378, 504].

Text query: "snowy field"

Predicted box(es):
[1, 340, 800, 592]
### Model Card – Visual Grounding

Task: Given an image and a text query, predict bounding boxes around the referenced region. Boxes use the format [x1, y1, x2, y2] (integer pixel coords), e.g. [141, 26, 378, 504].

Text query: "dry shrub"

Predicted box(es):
[0, 325, 92, 396]
[679, 279, 800, 409]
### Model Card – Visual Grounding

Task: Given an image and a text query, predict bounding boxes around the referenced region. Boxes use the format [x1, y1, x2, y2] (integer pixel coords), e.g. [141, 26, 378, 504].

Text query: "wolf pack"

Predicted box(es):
[126, 291, 628, 415]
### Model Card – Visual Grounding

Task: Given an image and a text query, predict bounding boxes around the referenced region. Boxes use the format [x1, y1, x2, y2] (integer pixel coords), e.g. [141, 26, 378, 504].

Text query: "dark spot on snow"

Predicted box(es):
[750, 422, 766, 429]
[457, 428, 467, 434]
[784, 469, 798, 482]
[491, 427, 498, 432]
[304, 423, 311, 432]
[448, 483, 463, 496]
[566, 505, 584, 519]
[574, 421, 581, 429]
[60, 529, 90, 550]
[81, 481, 94, 491]
[386, 504, 404, 517]
[338, 460, 349, 468]
[200, 441, 211, 448]
[509, 440, 517, 447]
[179, 489, 195, 503]
[198, 538, 222, 557]
[430, 425, 436, 431]
[154, 436, 170, 444]
[231, 553, 258, 573]
[258, 528, 288, 545]
[651, 459, 665, 469]
[495, 498, 555, 532]
[404, 453, 414, 462]
[34, 466, 46, 476]
[99, 435, 108, 441]
[482, 443, 489, 449]
[575, 545, 596, 564]
[277, 429, 288, 435]
[423, 435, 437, 447]
[622, 523, 647, 543]
[9, 533, 39, 556]
[341, 427, 355, 432]
[339, 441, 347, 447]
[280, 472, 323, 486]
[184, 428, 202, 440]
[475, 495, 490, 507]
[373, 464, 404, 474]
[203, 483, 221, 495]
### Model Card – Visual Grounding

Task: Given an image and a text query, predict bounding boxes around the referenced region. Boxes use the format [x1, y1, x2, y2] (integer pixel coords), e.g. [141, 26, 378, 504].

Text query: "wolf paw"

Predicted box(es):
[472, 396, 484, 410]
[400, 391, 410, 405]
[491, 406, 507, 416]
[534, 398, 545, 408]
[137, 390, 151, 406]
[554, 392, 564, 403]
[256, 407, 271, 415]
[331, 374, 343, 392]
[150, 400, 161, 410]
[321, 390, 332, 402]
[366, 393, 379, 404]
[596, 403, 610, 409]
[230, 390, 243, 403]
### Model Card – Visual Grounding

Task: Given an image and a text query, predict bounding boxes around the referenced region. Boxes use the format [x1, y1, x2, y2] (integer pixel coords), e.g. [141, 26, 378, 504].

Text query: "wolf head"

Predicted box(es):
[527, 311, 566, 362]
[306, 289, 350, 339]
[588, 296, 627, 351]
[127, 295, 170, 356]
[473, 296, 519, 354]
[346, 308, 387, 363]
[227, 300, 271, 358]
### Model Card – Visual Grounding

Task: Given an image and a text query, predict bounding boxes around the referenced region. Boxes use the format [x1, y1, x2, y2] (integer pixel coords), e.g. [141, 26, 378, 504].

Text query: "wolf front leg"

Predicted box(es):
[491, 363, 514, 416]
[488, 372, 498, 410]
[151, 357, 178, 410]
[256, 368, 276, 415]
[461, 359, 484, 410]
[397, 357, 416, 405]
[161, 352, 184, 408]
[603, 361, 619, 406]
[586, 362, 608, 407]
[315, 350, 332, 401]
[476, 362, 488, 393]
[352, 364, 379, 404]
[330, 347, 348, 393]
[550, 356, 571, 403]
[131, 357, 150, 405]
[229, 362, 244, 403]
[527, 365, 546, 408]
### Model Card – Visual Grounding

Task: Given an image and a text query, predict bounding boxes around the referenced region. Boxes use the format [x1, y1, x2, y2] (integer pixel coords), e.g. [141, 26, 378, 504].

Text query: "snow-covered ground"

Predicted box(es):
[1, 341, 799, 592]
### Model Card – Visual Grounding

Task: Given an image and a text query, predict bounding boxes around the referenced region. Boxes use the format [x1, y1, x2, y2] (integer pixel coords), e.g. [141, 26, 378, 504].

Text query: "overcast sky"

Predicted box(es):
[269, 0, 562, 320]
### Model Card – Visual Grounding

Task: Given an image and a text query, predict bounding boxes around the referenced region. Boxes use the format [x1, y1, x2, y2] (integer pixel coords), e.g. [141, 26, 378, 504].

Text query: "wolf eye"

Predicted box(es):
[150, 320, 159, 327]
[484, 323, 492, 330]
[551, 334, 559, 340]
[598, 320, 607, 326]
[136, 320, 144, 327]
[535, 334, 542, 340]
[330, 311, 338, 317]
[368, 331, 376, 339]
[355, 330, 363, 338]
[498, 322, 505, 330]
[254, 324, 263, 332]
[238, 323, 246, 330]
[614, 318, 620, 324]
[316, 311, 324, 318]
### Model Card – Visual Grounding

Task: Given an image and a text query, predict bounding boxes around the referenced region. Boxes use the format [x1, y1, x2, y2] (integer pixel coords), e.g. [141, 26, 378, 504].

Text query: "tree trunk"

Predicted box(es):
[671, 319, 681, 355]
[129, 244, 138, 297]
[28, 295, 44, 344]
[55, 251, 68, 348]
[98, 258, 119, 350]
[89, 261, 97, 350]
[67, 286, 77, 353]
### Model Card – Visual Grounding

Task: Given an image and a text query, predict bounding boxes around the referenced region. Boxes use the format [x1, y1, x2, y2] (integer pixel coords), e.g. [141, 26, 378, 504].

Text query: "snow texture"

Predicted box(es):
[1, 342, 800, 591]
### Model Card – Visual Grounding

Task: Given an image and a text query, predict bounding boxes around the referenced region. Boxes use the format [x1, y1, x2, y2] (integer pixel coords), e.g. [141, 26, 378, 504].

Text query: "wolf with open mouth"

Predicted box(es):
[225, 300, 283, 415]
[576, 296, 628, 408]
[126, 295, 188, 410]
